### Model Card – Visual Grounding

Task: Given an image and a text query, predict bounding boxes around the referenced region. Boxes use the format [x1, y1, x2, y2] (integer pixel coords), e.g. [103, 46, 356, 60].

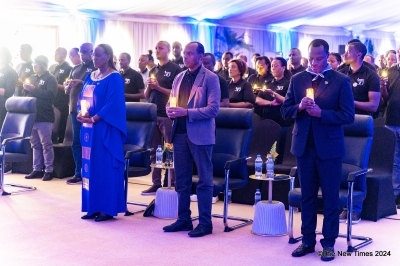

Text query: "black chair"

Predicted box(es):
[362, 126, 397, 221]
[124, 102, 157, 215]
[288, 114, 374, 252]
[53, 114, 75, 178]
[274, 124, 296, 175]
[232, 119, 280, 205]
[247, 119, 281, 175]
[0, 97, 37, 195]
[192, 108, 253, 232]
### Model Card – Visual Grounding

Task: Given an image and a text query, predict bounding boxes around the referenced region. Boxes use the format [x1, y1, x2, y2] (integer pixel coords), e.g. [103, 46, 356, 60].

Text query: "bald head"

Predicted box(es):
[55, 47, 68, 64]
[80, 43, 93, 63]
[172, 41, 182, 58]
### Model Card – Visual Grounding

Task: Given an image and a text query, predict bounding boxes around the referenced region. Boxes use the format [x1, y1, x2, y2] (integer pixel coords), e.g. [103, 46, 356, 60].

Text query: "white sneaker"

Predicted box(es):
[190, 194, 198, 202]
[190, 194, 218, 204]
[212, 196, 219, 204]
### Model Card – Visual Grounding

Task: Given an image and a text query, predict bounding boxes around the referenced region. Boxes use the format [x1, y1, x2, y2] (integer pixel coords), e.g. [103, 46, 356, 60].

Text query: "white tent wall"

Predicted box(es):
[1, 3, 399, 68]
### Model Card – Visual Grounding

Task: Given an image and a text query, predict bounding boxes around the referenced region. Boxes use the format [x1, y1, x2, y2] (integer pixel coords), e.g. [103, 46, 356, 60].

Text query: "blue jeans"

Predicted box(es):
[70, 112, 82, 177]
[386, 125, 400, 196]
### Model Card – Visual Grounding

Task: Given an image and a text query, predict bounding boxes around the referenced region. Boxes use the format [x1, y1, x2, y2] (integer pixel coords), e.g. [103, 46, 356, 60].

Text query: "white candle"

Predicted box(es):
[170, 96, 177, 108]
[306, 88, 314, 100]
[80, 100, 88, 116]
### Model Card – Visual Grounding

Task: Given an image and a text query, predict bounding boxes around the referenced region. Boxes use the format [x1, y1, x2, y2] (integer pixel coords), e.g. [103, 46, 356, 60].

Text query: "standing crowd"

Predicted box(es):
[1, 36, 399, 262]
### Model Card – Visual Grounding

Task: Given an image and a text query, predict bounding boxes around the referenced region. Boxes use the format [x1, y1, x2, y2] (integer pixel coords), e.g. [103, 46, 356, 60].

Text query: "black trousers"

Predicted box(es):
[296, 147, 341, 248]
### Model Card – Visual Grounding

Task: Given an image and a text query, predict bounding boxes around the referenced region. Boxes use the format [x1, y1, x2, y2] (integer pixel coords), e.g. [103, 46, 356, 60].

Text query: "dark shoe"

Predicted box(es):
[395, 195, 400, 209]
[188, 224, 213, 238]
[94, 214, 114, 222]
[42, 172, 53, 181]
[141, 185, 161, 195]
[349, 212, 361, 224]
[66, 176, 82, 185]
[25, 170, 43, 179]
[163, 220, 193, 232]
[292, 243, 315, 257]
[339, 210, 347, 223]
[81, 212, 100, 220]
[320, 247, 335, 261]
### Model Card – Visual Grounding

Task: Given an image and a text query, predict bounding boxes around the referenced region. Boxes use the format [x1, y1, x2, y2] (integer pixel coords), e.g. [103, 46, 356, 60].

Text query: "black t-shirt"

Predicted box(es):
[290, 65, 306, 76]
[228, 78, 255, 104]
[176, 66, 201, 133]
[218, 75, 229, 101]
[15, 61, 34, 96]
[68, 61, 96, 113]
[149, 61, 182, 117]
[171, 57, 186, 70]
[248, 72, 274, 89]
[338, 61, 377, 73]
[385, 65, 400, 126]
[0, 65, 18, 100]
[0, 65, 18, 119]
[216, 67, 230, 81]
[248, 73, 274, 116]
[339, 63, 380, 115]
[120, 67, 145, 102]
[24, 71, 58, 122]
[256, 77, 290, 125]
[50, 61, 73, 108]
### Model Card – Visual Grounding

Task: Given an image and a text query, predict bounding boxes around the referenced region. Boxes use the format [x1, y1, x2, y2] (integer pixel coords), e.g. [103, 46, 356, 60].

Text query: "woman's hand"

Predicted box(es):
[76, 111, 92, 123]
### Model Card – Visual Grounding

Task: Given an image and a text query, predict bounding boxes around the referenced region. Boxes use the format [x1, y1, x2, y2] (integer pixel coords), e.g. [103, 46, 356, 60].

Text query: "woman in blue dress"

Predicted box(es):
[77, 44, 126, 222]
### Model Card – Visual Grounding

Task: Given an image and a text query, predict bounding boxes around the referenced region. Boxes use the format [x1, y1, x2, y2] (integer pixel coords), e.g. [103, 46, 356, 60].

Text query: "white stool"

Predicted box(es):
[252, 200, 287, 236]
[153, 188, 178, 219]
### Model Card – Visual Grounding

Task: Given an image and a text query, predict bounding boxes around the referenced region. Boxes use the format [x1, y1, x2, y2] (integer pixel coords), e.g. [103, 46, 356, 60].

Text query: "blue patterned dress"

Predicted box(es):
[78, 71, 126, 216]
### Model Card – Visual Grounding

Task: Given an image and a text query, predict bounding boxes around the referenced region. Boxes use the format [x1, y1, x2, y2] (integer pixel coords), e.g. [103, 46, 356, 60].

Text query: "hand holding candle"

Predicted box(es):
[381, 71, 388, 78]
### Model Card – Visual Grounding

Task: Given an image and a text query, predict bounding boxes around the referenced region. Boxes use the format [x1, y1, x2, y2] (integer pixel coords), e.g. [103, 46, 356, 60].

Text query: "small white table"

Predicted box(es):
[250, 174, 289, 236]
[151, 164, 177, 219]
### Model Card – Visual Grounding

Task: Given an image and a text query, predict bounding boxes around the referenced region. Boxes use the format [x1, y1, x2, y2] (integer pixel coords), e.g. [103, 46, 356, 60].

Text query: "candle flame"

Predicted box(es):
[382, 71, 388, 78]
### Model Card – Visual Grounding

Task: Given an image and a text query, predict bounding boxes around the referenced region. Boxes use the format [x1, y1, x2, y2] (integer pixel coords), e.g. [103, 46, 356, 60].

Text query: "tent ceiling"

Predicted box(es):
[8, 0, 400, 33]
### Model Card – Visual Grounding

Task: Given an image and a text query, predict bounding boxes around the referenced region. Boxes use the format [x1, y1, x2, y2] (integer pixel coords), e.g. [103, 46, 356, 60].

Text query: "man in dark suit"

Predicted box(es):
[281, 39, 355, 261]
[163, 41, 220, 237]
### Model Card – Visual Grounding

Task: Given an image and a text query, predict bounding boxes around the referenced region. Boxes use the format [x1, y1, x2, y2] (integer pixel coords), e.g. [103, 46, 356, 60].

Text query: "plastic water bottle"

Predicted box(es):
[254, 188, 261, 207]
[156, 145, 163, 166]
[255, 155, 263, 178]
[266, 155, 274, 178]
[228, 189, 232, 204]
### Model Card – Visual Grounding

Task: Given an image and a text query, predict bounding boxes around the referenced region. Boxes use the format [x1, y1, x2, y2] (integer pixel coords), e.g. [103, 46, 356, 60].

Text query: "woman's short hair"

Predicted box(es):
[229, 58, 248, 77]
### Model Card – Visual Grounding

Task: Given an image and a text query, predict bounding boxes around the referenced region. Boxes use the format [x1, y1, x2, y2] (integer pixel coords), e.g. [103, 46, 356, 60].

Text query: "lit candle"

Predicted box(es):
[24, 78, 30, 84]
[80, 100, 88, 116]
[262, 85, 267, 91]
[306, 88, 314, 100]
[150, 74, 155, 79]
[170, 96, 177, 107]
[381, 71, 388, 78]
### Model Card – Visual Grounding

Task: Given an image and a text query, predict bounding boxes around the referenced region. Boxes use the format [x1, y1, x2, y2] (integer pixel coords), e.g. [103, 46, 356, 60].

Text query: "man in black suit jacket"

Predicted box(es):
[281, 39, 355, 261]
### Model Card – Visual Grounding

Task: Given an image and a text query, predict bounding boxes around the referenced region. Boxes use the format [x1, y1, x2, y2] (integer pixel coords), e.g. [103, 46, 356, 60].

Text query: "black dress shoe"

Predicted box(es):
[320, 247, 335, 261]
[25, 171, 43, 179]
[292, 243, 315, 257]
[81, 212, 100, 220]
[94, 214, 114, 222]
[163, 220, 193, 232]
[188, 224, 212, 238]
[42, 172, 53, 181]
